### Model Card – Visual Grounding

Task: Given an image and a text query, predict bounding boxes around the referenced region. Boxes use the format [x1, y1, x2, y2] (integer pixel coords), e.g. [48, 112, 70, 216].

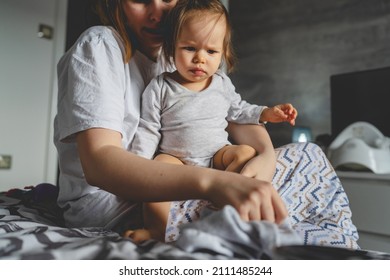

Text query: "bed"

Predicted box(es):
[2, 143, 390, 260]
[1, 183, 389, 260]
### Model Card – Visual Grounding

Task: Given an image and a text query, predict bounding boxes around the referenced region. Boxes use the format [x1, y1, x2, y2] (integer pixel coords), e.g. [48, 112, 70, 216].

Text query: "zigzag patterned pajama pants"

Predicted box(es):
[166, 142, 360, 249]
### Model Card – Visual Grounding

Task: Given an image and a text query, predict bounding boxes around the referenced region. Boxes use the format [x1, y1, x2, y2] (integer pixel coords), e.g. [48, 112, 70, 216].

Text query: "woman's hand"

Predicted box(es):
[204, 170, 287, 223]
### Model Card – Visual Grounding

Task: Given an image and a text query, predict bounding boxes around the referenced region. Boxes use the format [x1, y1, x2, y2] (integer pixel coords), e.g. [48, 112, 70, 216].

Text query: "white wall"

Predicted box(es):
[0, 0, 67, 190]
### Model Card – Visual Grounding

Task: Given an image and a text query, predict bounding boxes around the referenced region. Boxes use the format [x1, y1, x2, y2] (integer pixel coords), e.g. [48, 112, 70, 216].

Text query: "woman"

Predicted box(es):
[54, 0, 358, 249]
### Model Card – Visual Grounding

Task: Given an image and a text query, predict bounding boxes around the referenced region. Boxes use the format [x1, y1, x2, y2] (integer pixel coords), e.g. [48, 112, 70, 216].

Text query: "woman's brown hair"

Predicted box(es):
[93, 0, 133, 62]
[163, 0, 236, 73]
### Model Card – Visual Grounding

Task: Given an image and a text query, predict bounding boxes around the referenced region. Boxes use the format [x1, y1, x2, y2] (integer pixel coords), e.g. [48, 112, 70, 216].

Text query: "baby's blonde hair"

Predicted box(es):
[163, 0, 236, 73]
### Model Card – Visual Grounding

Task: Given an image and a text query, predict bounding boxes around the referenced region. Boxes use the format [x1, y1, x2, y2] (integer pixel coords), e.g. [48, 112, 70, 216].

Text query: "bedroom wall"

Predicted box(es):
[0, 0, 67, 191]
[228, 0, 390, 147]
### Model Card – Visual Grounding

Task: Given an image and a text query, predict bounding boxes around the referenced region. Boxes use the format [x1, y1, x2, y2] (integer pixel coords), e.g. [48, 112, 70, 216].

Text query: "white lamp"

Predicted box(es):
[292, 126, 312, 143]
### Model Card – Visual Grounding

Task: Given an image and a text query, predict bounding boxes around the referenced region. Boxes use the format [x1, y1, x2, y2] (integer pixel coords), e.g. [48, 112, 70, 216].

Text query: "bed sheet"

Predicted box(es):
[0, 183, 298, 260]
[0, 184, 202, 260]
[1, 183, 389, 260]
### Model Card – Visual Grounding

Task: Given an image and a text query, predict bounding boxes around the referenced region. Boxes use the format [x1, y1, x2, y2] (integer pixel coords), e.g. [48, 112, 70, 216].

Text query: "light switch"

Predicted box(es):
[0, 155, 12, 169]
[37, 24, 53, 39]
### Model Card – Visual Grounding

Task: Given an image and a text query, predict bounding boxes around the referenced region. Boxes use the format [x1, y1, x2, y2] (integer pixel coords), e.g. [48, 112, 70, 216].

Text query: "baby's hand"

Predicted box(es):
[260, 103, 298, 126]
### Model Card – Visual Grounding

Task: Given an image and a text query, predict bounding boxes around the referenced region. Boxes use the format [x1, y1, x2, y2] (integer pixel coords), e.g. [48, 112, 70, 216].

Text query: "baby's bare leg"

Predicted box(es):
[213, 144, 257, 173]
[124, 154, 183, 243]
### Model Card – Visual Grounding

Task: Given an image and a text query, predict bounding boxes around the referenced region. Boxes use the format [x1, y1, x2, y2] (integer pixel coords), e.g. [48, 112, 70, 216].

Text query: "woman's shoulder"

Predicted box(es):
[75, 26, 122, 46]
[57, 26, 126, 77]
[59, 26, 125, 67]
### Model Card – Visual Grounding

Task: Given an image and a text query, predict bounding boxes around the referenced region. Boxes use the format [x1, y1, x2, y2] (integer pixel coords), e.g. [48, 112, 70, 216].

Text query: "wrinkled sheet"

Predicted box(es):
[0, 185, 300, 260]
[1, 184, 388, 260]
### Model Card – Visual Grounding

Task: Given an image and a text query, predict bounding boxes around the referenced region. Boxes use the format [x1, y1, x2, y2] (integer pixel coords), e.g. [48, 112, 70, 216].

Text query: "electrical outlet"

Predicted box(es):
[0, 155, 12, 169]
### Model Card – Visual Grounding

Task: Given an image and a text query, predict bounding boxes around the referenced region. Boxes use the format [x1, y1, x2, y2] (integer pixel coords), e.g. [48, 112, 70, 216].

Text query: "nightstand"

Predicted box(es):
[337, 171, 390, 253]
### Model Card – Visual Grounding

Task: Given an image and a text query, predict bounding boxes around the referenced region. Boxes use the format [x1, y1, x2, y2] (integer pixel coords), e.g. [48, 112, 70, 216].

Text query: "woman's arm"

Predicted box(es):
[226, 123, 276, 182]
[76, 127, 287, 223]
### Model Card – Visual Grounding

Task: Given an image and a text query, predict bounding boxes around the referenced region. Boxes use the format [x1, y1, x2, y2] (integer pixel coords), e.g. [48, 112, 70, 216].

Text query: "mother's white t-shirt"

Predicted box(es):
[54, 26, 165, 229]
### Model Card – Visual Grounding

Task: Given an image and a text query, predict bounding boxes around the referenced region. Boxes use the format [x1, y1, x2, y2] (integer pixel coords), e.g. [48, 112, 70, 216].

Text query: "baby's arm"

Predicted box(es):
[130, 79, 163, 158]
[260, 103, 298, 126]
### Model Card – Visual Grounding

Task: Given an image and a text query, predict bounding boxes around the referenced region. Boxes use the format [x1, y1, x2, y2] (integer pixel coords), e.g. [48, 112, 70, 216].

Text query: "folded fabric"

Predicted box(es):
[174, 205, 303, 259]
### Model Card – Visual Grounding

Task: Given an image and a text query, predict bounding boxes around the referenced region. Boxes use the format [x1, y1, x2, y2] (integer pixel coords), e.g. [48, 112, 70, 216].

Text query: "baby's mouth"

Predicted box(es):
[191, 68, 206, 75]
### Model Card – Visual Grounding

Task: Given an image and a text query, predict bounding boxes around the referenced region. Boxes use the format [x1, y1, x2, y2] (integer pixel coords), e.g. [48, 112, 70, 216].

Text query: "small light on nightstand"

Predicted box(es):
[292, 126, 312, 143]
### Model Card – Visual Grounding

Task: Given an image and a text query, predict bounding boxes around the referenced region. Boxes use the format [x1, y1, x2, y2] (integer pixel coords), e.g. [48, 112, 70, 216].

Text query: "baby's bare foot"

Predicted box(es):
[123, 229, 152, 243]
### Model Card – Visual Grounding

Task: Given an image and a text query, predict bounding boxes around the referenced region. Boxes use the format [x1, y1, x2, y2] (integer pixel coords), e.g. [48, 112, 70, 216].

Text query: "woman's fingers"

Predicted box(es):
[246, 183, 287, 224]
[235, 182, 286, 224]
[208, 172, 287, 224]
[238, 203, 250, 221]
[259, 193, 276, 223]
[247, 191, 262, 221]
[272, 191, 288, 223]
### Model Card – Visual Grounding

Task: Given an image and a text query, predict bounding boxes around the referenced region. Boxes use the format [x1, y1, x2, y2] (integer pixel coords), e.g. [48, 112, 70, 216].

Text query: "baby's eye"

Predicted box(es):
[183, 47, 196, 52]
[132, 0, 150, 4]
[207, 50, 218, 54]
